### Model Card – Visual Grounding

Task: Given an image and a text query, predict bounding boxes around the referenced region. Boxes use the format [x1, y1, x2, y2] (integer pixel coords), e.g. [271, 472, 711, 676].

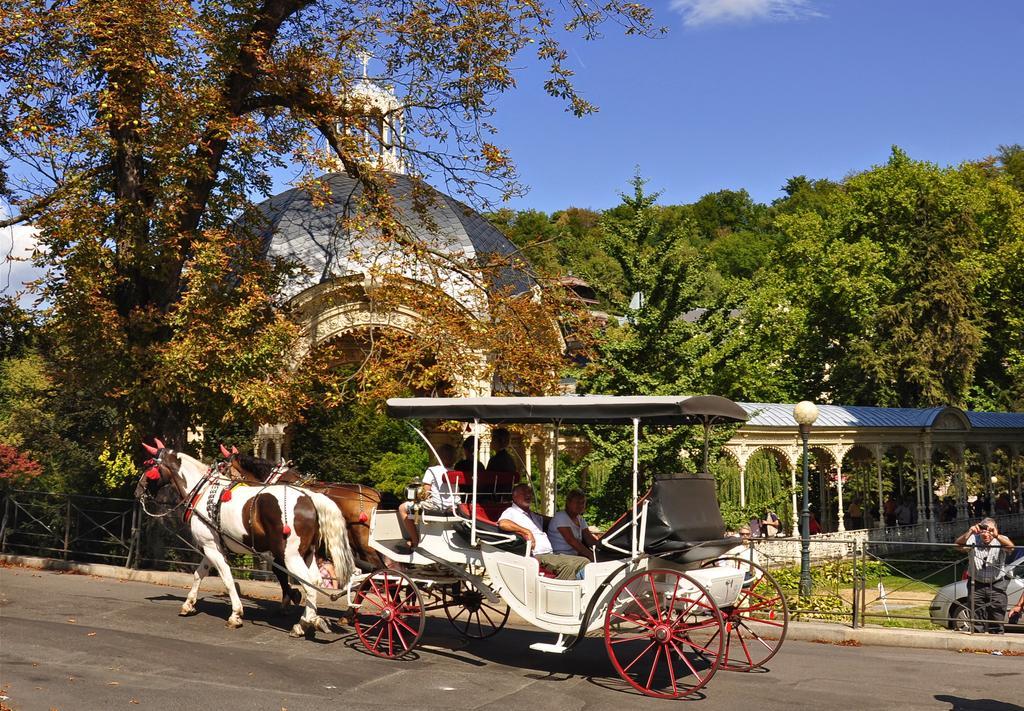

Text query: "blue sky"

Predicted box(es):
[492, 0, 1024, 212]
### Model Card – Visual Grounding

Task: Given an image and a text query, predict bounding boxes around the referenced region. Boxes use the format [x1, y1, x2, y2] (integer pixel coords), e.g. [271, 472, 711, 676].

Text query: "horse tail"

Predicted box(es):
[308, 492, 355, 587]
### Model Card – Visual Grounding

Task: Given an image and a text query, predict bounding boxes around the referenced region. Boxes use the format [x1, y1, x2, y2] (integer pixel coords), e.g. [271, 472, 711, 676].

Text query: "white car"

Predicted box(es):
[929, 552, 1024, 631]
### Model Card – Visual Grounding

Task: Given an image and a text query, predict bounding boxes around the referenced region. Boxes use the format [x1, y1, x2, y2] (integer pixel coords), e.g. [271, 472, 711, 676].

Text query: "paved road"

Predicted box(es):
[1, 567, 1022, 711]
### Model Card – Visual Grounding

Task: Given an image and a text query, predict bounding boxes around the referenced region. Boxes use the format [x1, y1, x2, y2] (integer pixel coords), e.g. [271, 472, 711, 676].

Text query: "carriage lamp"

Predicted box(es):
[794, 400, 819, 599]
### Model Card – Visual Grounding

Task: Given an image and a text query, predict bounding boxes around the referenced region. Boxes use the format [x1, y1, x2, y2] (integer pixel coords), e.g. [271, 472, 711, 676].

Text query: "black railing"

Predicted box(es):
[0, 489, 272, 580]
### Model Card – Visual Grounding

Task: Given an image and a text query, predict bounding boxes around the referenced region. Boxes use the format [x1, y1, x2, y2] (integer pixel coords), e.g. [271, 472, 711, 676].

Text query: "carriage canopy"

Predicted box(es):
[385, 395, 748, 426]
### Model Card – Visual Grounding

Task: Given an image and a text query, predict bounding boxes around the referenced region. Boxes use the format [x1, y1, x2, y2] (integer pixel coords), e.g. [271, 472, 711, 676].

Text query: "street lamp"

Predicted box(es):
[794, 400, 819, 599]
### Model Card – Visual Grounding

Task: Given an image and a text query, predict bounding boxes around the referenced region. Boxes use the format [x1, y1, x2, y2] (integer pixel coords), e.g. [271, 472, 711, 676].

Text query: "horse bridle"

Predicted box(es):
[137, 448, 189, 518]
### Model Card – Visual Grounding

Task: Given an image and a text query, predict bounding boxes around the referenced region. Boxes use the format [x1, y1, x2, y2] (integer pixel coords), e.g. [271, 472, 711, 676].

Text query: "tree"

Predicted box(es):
[997, 144, 1024, 192]
[575, 176, 731, 519]
[776, 147, 1022, 408]
[0, 297, 35, 360]
[0, 442, 42, 486]
[0, 0, 655, 452]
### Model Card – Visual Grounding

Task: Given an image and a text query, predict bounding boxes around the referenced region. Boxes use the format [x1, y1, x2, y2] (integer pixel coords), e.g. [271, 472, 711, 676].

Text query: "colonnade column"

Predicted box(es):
[921, 463, 929, 524]
[541, 427, 556, 517]
[983, 446, 993, 515]
[836, 464, 846, 533]
[790, 461, 799, 536]
[873, 445, 884, 529]
[739, 465, 746, 508]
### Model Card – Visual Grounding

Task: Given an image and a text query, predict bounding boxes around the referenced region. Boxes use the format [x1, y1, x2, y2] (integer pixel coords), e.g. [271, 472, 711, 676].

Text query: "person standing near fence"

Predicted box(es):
[955, 517, 1015, 634]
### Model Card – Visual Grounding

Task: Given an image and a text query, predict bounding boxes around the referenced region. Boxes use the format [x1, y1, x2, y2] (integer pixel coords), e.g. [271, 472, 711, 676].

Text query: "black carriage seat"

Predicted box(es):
[599, 474, 740, 564]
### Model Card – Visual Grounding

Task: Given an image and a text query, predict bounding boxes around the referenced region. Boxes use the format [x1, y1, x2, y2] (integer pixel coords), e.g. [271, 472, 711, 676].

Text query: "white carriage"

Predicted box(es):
[352, 396, 789, 699]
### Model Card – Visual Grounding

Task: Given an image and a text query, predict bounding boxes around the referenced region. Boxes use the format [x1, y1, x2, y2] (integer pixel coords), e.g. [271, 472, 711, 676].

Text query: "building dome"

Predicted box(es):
[252, 172, 532, 301]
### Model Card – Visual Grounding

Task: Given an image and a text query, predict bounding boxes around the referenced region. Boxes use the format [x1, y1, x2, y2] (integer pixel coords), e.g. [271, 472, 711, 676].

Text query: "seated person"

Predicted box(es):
[453, 436, 486, 476]
[399, 443, 458, 549]
[547, 489, 600, 559]
[486, 428, 517, 473]
[317, 554, 338, 590]
[722, 524, 760, 567]
[498, 484, 589, 580]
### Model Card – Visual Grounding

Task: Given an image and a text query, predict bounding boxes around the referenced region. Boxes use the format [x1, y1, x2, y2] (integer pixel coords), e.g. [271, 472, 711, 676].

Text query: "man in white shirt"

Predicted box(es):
[498, 484, 589, 580]
[399, 443, 458, 549]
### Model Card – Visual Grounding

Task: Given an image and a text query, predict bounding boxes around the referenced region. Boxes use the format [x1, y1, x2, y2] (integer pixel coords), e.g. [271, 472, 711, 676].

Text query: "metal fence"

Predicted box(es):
[750, 535, 1024, 634]
[0, 489, 272, 580]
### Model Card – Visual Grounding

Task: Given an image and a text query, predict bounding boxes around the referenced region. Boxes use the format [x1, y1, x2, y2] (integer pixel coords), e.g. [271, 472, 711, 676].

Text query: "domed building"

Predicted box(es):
[248, 77, 537, 463]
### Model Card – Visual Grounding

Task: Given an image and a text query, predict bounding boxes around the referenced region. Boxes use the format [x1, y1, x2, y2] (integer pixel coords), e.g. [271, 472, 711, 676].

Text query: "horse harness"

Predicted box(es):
[183, 462, 244, 531]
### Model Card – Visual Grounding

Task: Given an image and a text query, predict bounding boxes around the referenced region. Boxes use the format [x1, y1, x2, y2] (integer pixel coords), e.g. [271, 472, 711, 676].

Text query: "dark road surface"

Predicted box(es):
[1, 566, 1022, 711]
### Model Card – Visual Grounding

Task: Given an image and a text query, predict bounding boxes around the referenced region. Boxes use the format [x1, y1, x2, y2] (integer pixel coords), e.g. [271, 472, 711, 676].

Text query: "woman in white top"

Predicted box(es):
[547, 489, 600, 558]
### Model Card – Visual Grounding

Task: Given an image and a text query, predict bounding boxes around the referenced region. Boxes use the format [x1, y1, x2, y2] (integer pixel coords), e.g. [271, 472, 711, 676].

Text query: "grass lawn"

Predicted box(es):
[862, 604, 942, 630]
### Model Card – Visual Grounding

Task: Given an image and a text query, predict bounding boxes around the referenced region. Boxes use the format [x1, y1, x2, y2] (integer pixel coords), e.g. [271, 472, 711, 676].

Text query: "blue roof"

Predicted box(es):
[739, 403, 1024, 429]
[966, 411, 1024, 429]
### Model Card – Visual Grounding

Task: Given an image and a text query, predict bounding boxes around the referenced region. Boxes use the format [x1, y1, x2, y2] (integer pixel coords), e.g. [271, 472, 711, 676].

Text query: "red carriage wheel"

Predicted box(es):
[604, 568, 725, 698]
[702, 557, 789, 671]
[354, 568, 425, 659]
[442, 582, 510, 639]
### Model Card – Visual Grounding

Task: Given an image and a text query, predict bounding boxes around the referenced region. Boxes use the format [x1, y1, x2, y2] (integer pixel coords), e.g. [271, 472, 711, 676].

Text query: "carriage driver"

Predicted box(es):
[399, 443, 459, 549]
[498, 484, 590, 580]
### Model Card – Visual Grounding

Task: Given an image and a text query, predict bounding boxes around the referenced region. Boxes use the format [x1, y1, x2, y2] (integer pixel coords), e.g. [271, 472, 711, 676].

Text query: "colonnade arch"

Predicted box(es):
[723, 403, 1024, 533]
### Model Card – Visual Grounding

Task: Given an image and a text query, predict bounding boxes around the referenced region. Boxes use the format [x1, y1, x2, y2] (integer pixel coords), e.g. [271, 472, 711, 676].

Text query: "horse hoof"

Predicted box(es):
[289, 623, 306, 638]
[315, 617, 332, 634]
[179, 604, 195, 616]
[226, 616, 243, 629]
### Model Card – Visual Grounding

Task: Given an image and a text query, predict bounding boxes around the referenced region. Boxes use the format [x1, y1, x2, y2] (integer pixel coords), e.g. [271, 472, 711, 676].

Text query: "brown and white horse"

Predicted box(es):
[135, 442, 354, 637]
[219, 446, 386, 574]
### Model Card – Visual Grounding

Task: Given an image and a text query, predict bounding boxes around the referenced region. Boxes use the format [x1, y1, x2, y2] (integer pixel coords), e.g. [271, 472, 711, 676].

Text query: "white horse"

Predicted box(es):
[136, 442, 354, 637]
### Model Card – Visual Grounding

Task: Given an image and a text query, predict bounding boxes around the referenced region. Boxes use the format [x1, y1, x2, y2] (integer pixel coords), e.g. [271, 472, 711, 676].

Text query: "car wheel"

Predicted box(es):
[950, 602, 972, 632]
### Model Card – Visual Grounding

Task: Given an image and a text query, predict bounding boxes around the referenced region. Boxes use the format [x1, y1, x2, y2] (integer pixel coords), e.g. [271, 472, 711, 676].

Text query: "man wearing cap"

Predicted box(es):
[956, 517, 1015, 634]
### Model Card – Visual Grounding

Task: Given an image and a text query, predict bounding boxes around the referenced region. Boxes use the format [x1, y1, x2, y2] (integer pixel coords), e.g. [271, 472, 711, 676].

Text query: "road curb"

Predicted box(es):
[0, 553, 284, 601]
[4, 554, 1023, 653]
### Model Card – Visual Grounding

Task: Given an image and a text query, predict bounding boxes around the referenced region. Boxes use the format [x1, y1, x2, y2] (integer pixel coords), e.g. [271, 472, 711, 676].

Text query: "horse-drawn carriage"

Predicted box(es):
[135, 395, 788, 699]
[351, 395, 790, 699]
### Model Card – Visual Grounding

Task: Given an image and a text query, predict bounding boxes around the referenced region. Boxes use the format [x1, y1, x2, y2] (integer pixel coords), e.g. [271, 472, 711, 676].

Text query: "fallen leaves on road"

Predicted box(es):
[87, 632, 96, 637]
[67, 618, 76, 623]
[810, 638, 862, 647]
[129, 698, 139, 704]
[958, 647, 1024, 656]
[107, 682, 120, 686]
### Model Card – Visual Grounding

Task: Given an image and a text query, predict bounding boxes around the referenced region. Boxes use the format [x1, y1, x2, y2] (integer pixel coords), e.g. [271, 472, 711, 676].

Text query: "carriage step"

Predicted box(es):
[530, 635, 569, 654]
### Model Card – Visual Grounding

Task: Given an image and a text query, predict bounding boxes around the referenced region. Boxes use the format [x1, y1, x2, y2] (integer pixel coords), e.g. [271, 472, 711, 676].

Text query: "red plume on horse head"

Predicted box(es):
[141, 439, 161, 479]
[219, 443, 231, 458]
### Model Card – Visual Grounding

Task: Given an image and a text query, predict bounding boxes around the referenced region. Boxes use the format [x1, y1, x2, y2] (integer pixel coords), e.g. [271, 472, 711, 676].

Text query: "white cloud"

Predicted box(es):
[2, 222, 44, 308]
[670, 0, 823, 27]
